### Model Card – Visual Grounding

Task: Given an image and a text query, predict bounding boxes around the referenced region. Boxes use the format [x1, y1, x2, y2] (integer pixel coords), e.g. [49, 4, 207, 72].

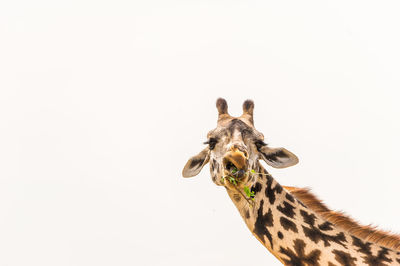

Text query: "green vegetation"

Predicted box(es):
[221, 165, 261, 206]
[243, 186, 255, 199]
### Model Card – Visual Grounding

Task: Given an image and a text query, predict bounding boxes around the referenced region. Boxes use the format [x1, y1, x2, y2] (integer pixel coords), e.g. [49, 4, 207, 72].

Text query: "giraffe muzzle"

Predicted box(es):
[223, 151, 248, 179]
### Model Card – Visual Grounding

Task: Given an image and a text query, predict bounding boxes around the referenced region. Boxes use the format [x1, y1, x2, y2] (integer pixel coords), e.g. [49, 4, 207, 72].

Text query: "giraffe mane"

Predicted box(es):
[284, 186, 400, 251]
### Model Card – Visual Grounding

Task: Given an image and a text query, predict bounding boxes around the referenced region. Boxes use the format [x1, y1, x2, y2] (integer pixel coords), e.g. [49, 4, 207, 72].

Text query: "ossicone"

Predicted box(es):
[216, 98, 228, 115]
[242, 99, 254, 124]
[242, 99, 254, 115]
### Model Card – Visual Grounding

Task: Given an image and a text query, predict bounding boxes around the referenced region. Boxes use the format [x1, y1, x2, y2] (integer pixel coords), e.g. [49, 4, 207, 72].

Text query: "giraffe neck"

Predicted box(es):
[225, 164, 400, 266]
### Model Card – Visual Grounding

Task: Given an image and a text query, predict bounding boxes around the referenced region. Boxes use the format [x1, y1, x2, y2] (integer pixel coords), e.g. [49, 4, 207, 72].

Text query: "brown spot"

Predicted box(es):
[285, 192, 295, 203]
[332, 249, 357, 266]
[265, 175, 283, 205]
[280, 217, 298, 233]
[277, 201, 296, 218]
[280, 239, 321, 266]
[318, 221, 334, 231]
[253, 200, 274, 248]
[233, 193, 241, 202]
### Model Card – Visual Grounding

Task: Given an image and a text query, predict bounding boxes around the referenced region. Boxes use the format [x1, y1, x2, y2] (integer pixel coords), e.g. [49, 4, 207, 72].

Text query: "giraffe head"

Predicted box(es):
[182, 98, 298, 188]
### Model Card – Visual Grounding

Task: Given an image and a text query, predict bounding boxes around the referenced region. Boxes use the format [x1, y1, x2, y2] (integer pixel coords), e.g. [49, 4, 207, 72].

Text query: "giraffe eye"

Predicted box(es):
[204, 138, 218, 150]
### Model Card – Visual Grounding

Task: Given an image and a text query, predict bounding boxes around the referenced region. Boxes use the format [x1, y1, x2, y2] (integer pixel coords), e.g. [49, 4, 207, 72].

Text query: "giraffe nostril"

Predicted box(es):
[225, 161, 236, 171]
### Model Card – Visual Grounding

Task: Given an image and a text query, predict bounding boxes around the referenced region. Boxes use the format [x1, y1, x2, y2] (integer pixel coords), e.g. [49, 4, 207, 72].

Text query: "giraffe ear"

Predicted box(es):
[182, 147, 210, 177]
[259, 146, 298, 168]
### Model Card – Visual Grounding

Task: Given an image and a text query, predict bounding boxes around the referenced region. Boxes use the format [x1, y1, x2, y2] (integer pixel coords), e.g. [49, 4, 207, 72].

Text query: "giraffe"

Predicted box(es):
[182, 98, 400, 266]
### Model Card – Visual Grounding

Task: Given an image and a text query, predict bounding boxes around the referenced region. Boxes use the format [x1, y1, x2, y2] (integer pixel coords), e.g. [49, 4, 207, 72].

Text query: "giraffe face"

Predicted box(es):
[204, 116, 262, 187]
[182, 98, 299, 188]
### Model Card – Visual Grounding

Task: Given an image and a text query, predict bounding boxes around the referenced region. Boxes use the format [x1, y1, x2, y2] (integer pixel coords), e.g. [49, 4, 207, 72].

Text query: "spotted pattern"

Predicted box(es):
[253, 199, 274, 248]
[286, 193, 295, 203]
[277, 201, 296, 218]
[300, 210, 347, 247]
[318, 221, 334, 231]
[264, 175, 283, 205]
[251, 182, 262, 196]
[234, 164, 398, 265]
[280, 217, 298, 233]
[186, 100, 400, 266]
[332, 249, 357, 266]
[279, 239, 321, 266]
[247, 175, 399, 265]
[352, 237, 393, 266]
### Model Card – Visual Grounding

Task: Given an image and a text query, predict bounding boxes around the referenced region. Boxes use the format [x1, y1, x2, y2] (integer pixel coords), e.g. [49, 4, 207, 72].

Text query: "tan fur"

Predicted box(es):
[283, 186, 400, 251]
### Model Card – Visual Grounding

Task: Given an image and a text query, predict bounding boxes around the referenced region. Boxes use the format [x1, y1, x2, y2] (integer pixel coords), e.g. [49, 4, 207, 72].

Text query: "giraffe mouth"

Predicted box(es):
[223, 160, 247, 179]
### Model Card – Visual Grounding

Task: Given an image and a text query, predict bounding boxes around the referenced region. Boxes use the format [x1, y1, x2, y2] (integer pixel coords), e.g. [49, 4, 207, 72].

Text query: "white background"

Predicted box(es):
[1, 1, 400, 265]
